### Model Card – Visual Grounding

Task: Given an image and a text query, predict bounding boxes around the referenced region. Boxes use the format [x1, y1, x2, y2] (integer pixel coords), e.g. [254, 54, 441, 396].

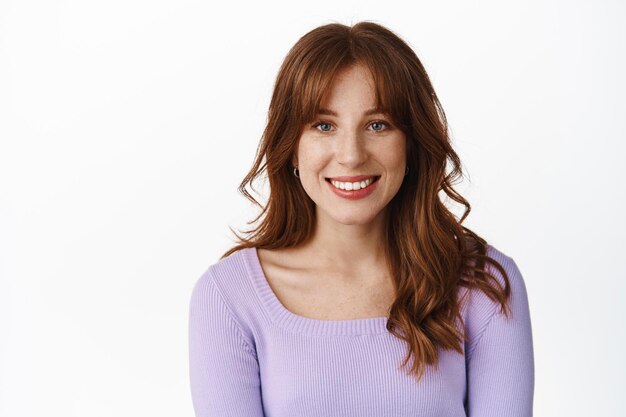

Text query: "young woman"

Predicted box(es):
[189, 21, 534, 417]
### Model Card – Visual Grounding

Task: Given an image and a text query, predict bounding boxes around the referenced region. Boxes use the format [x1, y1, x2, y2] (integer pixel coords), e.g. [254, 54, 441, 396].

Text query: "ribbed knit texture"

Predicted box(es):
[188, 244, 534, 416]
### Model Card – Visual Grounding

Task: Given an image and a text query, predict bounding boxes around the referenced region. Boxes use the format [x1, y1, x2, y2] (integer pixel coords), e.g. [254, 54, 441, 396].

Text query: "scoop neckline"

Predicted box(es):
[242, 246, 390, 335]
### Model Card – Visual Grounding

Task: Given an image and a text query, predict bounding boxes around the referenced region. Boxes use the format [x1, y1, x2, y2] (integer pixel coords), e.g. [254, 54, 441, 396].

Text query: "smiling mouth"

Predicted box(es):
[325, 175, 381, 191]
[325, 175, 381, 181]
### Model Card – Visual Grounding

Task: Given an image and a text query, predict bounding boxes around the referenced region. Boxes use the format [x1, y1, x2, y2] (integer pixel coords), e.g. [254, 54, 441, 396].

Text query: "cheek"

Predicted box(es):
[380, 138, 407, 166]
[298, 141, 329, 172]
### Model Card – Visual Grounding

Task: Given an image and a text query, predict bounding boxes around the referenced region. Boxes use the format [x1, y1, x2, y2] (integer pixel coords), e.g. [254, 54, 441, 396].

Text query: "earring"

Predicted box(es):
[404, 166, 409, 176]
[293, 167, 300, 178]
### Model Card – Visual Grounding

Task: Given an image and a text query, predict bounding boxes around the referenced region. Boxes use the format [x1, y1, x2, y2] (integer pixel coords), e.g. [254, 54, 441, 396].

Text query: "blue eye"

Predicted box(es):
[369, 121, 388, 131]
[312, 121, 333, 132]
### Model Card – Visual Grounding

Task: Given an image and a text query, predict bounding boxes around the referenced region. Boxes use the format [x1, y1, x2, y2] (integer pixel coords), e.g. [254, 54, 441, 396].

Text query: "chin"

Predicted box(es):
[329, 211, 380, 226]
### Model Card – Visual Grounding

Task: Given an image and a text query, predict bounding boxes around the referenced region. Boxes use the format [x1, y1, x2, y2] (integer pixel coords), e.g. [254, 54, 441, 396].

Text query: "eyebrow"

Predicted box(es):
[317, 107, 385, 116]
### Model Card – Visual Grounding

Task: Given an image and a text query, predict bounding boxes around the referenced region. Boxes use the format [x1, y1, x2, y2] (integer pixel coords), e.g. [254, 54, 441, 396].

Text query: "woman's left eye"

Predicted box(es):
[369, 121, 389, 131]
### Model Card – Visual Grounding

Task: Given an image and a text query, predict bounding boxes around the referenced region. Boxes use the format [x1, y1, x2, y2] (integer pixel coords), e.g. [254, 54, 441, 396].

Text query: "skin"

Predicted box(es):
[290, 62, 408, 282]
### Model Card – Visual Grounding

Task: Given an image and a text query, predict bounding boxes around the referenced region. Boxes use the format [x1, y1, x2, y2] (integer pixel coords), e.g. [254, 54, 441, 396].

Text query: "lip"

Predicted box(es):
[326, 176, 381, 200]
[326, 174, 379, 182]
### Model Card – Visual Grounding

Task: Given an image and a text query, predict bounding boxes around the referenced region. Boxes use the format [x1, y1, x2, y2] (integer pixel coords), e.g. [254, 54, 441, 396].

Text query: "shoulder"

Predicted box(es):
[191, 248, 248, 299]
[190, 247, 263, 340]
[190, 247, 250, 312]
[461, 243, 531, 355]
[197, 247, 253, 291]
[483, 244, 529, 306]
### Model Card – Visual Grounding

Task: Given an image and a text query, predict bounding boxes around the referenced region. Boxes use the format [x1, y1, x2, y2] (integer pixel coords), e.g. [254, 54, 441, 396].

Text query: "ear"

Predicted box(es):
[291, 154, 298, 167]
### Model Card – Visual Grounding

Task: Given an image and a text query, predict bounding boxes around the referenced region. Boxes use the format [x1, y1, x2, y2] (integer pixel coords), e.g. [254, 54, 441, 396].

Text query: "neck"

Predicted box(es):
[301, 206, 390, 276]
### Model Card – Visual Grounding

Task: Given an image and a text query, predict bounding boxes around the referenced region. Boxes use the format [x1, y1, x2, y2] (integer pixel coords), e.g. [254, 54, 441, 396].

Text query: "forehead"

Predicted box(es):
[315, 65, 385, 113]
[316, 106, 385, 116]
[299, 60, 397, 123]
[333, 63, 374, 83]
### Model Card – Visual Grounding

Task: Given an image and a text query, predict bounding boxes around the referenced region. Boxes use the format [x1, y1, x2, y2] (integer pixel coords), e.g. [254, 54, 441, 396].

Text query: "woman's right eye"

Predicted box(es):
[312, 121, 333, 132]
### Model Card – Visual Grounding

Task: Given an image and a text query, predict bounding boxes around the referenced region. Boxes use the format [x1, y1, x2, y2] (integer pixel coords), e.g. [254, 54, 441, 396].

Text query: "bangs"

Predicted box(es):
[294, 54, 409, 130]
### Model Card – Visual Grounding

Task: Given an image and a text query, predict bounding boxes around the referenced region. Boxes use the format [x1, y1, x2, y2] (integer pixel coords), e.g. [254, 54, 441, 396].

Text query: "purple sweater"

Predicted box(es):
[188, 244, 534, 416]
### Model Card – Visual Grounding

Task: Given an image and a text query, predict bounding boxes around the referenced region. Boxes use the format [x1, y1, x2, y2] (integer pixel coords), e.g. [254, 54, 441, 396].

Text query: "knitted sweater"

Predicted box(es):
[188, 244, 534, 416]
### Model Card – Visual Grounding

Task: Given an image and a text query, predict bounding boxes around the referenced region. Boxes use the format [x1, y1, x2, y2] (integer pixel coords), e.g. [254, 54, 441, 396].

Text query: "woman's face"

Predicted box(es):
[293, 63, 407, 227]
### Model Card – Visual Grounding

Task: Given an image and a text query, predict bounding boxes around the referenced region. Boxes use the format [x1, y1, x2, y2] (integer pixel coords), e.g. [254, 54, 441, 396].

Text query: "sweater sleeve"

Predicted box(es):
[465, 254, 535, 417]
[188, 268, 264, 417]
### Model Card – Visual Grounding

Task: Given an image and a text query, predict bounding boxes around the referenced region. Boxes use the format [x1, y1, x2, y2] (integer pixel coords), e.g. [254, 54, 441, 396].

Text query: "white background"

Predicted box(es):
[1, 0, 624, 416]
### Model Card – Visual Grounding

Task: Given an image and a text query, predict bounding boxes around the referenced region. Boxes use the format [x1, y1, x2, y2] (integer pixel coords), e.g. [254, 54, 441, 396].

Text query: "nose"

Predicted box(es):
[335, 128, 368, 168]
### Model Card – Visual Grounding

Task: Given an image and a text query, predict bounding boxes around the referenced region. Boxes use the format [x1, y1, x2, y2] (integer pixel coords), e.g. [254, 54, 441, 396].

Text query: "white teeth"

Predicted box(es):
[330, 177, 376, 191]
